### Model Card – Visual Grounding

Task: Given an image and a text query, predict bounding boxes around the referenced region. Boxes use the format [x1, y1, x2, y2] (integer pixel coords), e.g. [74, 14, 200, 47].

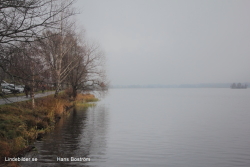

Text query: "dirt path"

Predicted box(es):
[0, 91, 55, 105]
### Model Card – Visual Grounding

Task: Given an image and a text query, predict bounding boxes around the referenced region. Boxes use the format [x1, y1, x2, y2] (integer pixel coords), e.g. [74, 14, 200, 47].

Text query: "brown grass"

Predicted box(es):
[76, 93, 98, 102]
[0, 93, 71, 163]
[0, 92, 97, 165]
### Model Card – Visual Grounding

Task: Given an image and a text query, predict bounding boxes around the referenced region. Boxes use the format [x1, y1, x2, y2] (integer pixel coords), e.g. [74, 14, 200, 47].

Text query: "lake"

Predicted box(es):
[20, 88, 250, 167]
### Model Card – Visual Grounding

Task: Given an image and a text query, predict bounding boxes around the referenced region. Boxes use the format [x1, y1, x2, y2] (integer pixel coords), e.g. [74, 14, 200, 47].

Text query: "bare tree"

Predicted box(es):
[0, 0, 76, 45]
[1, 42, 47, 107]
[0, 0, 109, 102]
[0, 0, 76, 81]
[66, 41, 108, 99]
[38, 29, 82, 97]
[0, 0, 78, 99]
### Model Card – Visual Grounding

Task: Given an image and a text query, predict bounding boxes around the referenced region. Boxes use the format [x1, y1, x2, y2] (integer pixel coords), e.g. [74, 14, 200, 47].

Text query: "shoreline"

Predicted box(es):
[0, 92, 98, 166]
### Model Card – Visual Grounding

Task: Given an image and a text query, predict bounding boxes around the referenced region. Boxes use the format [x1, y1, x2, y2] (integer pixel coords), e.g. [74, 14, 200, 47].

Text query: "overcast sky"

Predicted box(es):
[74, 0, 250, 85]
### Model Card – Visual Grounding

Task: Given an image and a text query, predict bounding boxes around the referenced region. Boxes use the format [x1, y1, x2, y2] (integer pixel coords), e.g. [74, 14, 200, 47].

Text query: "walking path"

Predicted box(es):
[0, 91, 55, 105]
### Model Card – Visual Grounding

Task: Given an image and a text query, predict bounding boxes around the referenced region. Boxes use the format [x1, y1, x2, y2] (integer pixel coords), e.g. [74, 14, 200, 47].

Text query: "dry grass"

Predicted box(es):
[0, 92, 98, 164]
[75, 102, 96, 109]
[74, 94, 98, 110]
[76, 93, 98, 102]
[0, 93, 72, 163]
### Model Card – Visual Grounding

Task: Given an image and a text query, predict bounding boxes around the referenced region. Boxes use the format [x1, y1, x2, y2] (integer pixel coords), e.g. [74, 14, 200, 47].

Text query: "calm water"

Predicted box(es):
[21, 88, 250, 167]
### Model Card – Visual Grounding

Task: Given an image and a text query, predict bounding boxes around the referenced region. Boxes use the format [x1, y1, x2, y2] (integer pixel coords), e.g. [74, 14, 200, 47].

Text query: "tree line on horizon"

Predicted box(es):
[0, 0, 108, 104]
[231, 83, 247, 89]
[110, 83, 247, 88]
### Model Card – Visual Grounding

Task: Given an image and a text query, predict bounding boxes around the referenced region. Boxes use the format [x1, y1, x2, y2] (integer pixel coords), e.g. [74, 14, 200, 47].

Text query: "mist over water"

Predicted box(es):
[76, 1, 250, 85]
[21, 88, 250, 167]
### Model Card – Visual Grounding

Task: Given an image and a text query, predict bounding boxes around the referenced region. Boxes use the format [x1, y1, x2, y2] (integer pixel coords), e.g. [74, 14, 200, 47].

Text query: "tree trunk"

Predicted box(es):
[54, 82, 61, 98]
[72, 86, 77, 100]
[31, 76, 35, 108]
[54, 70, 61, 98]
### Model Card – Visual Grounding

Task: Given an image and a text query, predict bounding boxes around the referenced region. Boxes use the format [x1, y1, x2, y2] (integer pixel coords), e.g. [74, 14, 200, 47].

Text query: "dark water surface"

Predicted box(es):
[21, 88, 250, 167]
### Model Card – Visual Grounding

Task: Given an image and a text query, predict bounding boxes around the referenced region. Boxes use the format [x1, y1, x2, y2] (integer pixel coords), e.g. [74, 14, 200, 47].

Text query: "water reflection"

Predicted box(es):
[20, 89, 250, 167]
[20, 103, 108, 167]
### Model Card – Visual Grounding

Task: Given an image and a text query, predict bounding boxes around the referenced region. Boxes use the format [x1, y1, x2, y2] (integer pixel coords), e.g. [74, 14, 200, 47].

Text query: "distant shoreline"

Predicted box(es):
[110, 83, 249, 89]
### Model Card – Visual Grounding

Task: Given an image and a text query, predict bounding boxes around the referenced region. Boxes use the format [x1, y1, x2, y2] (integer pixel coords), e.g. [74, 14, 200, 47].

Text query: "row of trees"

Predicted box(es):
[231, 83, 247, 89]
[0, 0, 108, 102]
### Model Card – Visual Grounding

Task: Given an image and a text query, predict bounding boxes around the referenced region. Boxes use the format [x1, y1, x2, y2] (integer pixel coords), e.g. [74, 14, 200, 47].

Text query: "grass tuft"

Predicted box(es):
[76, 93, 98, 102]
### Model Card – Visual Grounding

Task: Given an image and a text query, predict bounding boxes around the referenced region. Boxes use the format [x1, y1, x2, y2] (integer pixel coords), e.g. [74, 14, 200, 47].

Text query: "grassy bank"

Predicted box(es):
[0, 92, 98, 165]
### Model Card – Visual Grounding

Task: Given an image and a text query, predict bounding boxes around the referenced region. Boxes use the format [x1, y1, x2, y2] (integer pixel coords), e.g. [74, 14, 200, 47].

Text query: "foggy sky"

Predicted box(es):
[74, 0, 250, 85]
